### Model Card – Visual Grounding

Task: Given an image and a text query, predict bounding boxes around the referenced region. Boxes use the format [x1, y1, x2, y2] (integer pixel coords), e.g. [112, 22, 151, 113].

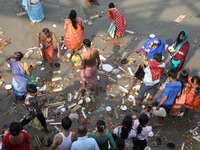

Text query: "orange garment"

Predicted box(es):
[87, 0, 98, 4]
[64, 17, 84, 51]
[170, 82, 191, 116]
[43, 45, 54, 67]
[185, 77, 200, 112]
[2, 131, 31, 150]
[108, 8, 126, 38]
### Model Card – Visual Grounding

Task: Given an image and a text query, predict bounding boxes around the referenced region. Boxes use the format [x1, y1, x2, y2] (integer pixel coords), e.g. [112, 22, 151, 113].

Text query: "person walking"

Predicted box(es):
[38, 28, 61, 68]
[75, 39, 100, 95]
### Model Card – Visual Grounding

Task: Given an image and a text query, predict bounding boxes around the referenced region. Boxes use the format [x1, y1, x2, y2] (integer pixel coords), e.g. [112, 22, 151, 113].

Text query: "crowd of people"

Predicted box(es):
[1, 0, 200, 150]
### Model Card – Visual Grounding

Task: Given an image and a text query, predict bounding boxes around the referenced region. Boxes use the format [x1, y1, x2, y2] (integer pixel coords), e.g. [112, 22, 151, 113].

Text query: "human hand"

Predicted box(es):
[156, 105, 160, 110]
[57, 53, 61, 59]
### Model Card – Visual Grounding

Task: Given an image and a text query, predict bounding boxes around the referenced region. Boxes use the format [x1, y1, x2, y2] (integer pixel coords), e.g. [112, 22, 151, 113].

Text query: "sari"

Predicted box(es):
[142, 37, 165, 61]
[108, 8, 127, 38]
[170, 82, 191, 116]
[185, 77, 200, 112]
[171, 30, 190, 72]
[64, 17, 84, 51]
[21, 0, 44, 23]
[9, 61, 28, 99]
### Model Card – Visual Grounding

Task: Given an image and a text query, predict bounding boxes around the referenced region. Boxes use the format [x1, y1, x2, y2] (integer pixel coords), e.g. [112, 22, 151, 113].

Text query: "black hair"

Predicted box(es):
[191, 76, 200, 84]
[115, 138, 125, 150]
[9, 122, 21, 136]
[177, 70, 188, 85]
[168, 69, 177, 80]
[121, 115, 132, 139]
[14, 51, 24, 61]
[26, 84, 37, 93]
[96, 120, 105, 132]
[153, 53, 162, 62]
[42, 28, 50, 35]
[137, 114, 148, 134]
[109, 3, 115, 8]
[69, 10, 77, 30]
[78, 124, 87, 135]
[62, 117, 72, 130]
[175, 31, 185, 48]
[83, 39, 91, 47]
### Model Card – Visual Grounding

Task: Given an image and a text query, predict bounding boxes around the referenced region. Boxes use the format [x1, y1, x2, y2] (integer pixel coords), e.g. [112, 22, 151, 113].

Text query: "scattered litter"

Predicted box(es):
[149, 34, 155, 39]
[52, 77, 62, 82]
[102, 64, 113, 72]
[174, 15, 185, 23]
[5, 84, 12, 90]
[120, 105, 127, 111]
[52, 24, 57, 27]
[36, 61, 42, 65]
[88, 21, 93, 25]
[24, 49, 33, 58]
[90, 14, 99, 20]
[118, 86, 129, 93]
[125, 30, 135, 34]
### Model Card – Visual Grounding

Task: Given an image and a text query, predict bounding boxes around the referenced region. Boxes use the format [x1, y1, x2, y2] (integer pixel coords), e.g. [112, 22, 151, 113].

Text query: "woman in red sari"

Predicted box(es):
[108, 3, 127, 39]
[185, 76, 200, 112]
[2, 122, 31, 150]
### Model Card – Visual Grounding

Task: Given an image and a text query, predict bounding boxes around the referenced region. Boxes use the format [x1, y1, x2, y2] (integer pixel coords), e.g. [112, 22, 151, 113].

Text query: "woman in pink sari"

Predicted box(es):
[64, 10, 84, 52]
[108, 3, 127, 39]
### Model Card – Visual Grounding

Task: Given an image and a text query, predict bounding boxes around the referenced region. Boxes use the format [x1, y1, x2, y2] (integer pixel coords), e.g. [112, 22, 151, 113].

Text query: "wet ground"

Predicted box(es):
[0, 0, 200, 149]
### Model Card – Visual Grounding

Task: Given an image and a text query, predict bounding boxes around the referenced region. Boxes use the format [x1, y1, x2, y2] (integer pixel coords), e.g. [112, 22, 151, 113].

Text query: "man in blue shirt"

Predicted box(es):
[71, 125, 100, 150]
[155, 69, 182, 126]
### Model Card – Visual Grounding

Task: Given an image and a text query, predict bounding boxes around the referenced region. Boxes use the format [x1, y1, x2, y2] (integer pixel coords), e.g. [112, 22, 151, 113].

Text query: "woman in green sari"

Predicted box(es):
[170, 30, 190, 72]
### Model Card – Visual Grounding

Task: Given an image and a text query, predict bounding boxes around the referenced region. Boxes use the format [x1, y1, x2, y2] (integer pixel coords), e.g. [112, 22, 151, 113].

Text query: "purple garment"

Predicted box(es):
[9, 61, 28, 98]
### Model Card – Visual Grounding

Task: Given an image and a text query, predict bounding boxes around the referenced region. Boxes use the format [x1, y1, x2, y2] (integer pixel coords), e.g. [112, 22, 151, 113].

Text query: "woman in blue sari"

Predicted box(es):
[142, 37, 165, 62]
[21, 0, 44, 23]
[6, 52, 33, 100]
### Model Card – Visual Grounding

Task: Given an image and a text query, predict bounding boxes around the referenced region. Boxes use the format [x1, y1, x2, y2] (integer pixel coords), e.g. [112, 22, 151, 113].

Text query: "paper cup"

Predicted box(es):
[149, 34, 155, 39]
[5, 84, 12, 90]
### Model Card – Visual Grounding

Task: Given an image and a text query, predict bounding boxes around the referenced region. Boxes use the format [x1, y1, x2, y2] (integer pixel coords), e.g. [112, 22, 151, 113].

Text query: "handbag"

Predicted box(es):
[134, 65, 146, 80]
[108, 22, 116, 39]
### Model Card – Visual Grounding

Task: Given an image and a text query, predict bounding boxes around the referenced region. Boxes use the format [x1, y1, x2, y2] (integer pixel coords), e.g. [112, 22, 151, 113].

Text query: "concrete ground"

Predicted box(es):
[0, 0, 200, 149]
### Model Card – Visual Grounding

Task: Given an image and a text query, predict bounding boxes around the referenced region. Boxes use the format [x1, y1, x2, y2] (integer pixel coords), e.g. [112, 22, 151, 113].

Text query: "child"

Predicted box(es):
[20, 84, 49, 133]
[133, 113, 153, 150]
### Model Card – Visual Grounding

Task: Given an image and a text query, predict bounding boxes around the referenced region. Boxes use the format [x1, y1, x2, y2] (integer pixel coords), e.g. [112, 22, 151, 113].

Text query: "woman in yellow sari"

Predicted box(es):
[64, 10, 84, 52]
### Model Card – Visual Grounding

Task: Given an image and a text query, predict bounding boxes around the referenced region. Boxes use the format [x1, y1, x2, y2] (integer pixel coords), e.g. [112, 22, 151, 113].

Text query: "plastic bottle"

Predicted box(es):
[30, 71, 36, 84]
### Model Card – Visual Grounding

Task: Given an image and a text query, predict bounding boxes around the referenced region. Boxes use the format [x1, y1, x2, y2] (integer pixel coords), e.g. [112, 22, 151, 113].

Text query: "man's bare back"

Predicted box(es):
[82, 48, 99, 68]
